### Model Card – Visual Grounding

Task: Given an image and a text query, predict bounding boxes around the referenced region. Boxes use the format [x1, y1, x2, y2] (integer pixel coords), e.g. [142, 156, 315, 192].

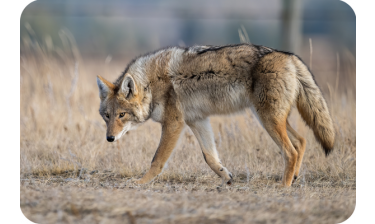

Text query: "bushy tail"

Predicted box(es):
[292, 56, 335, 156]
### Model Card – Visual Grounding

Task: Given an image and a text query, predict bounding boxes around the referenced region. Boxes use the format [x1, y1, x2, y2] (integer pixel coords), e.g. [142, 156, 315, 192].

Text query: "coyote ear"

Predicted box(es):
[97, 75, 114, 100]
[121, 73, 138, 99]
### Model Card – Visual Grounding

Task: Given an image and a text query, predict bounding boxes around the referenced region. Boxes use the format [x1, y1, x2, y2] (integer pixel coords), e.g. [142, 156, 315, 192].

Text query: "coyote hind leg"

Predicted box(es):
[250, 59, 300, 186]
[259, 115, 298, 187]
[286, 121, 306, 182]
[187, 118, 233, 185]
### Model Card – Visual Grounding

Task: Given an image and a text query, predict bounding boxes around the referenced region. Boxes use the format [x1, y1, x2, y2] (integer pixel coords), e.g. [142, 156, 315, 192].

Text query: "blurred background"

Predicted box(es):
[21, 0, 355, 93]
[21, 0, 356, 53]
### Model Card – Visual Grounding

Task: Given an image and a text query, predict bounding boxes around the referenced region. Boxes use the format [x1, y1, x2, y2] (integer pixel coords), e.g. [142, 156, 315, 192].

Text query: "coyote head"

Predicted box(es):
[96, 74, 152, 142]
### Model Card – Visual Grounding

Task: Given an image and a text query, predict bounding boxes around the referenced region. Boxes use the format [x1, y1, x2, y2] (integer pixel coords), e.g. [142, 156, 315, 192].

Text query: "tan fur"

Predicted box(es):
[96, 44, 335, 187]
[292, 56, 335, 155]
[286, 121, 306, 181]
[135, 93, 185, 184]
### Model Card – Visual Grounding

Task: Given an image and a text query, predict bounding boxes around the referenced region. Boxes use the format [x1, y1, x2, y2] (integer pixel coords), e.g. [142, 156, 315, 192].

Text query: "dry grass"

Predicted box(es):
[20, 31, 355, 224]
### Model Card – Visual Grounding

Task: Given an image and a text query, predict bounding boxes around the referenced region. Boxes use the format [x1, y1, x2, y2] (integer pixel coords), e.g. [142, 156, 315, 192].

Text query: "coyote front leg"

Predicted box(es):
[187, 118, 233, 185]
[134, 104, 185, 184]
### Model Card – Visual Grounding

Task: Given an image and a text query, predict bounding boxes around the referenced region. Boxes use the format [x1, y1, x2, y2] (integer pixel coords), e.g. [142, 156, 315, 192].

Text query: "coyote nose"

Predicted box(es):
[107, 136, 115, 142]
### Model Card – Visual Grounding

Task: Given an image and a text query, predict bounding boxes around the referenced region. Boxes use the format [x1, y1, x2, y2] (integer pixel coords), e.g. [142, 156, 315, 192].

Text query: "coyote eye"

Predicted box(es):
[105, 113, 109, 118]
[119, 112, 126, 118]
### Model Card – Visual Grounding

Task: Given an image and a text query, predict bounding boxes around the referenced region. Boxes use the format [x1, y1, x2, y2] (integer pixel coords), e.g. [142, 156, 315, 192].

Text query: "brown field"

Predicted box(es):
[20, 33, 356, 224]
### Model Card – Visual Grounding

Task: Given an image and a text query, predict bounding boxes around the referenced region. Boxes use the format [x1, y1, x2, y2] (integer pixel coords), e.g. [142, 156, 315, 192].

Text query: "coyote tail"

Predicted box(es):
[293, 56, 335, 156]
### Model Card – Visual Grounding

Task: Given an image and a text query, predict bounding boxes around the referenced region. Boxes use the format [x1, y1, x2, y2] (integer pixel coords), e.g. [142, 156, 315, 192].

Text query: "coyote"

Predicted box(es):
[96, 44, 335, 187]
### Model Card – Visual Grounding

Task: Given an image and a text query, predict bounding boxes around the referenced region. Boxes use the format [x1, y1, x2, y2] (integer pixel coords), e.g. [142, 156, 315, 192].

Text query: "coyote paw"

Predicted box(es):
[276, 181, 292, 188]
[218, 167, 233, 186]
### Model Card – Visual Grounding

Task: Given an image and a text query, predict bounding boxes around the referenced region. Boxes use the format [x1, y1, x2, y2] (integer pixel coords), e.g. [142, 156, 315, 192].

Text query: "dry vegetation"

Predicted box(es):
[20, 31, 355, 224]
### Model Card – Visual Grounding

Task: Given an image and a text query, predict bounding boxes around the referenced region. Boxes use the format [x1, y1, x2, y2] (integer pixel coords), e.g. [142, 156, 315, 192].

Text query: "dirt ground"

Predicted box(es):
[21, 171, 355, 224]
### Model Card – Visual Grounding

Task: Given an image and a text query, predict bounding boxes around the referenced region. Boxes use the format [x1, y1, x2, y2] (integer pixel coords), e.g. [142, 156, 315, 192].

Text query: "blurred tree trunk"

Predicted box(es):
[282, 0, 303, 54]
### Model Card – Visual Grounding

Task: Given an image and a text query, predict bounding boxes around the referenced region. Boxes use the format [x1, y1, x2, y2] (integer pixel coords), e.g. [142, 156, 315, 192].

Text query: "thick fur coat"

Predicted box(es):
[97, 43, 335, 187]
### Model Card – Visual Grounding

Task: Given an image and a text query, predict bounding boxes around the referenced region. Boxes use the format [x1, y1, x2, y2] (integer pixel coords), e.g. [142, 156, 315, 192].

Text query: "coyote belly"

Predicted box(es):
[96, 43, 335, 187]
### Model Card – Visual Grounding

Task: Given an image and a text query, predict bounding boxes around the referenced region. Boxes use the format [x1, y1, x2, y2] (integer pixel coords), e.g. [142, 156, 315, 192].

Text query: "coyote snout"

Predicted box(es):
[106, 121, 133, 142]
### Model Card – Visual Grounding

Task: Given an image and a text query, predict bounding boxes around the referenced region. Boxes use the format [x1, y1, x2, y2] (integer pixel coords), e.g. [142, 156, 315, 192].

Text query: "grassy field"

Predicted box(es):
[20, 33, 356, 223]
